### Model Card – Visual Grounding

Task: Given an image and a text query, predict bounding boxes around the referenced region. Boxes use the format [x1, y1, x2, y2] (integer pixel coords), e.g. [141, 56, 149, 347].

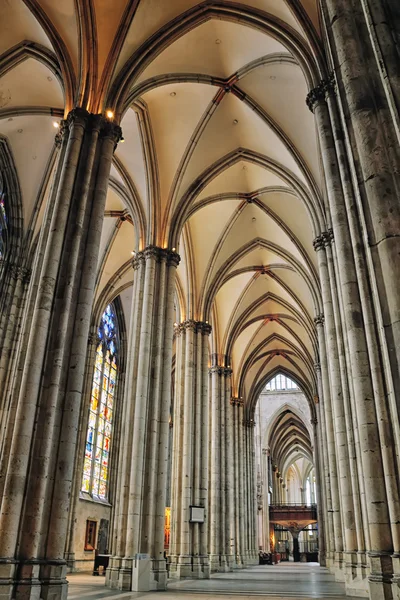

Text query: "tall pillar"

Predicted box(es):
[313, 313, 343, 566]
[243, 419, 258, 564]
[208, 364, 233, 572]
[321, 0, 400, 427]
[0, 109, 121, 600]
[231, 397, 245, 567]
[309, 70, 399, 595]
[169, 320, 211, 579]
[106, 245, 180, 592]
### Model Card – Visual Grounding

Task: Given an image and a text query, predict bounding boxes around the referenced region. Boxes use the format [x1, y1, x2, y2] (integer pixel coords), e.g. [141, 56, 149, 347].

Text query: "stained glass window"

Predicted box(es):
[82, 304, 118, 500]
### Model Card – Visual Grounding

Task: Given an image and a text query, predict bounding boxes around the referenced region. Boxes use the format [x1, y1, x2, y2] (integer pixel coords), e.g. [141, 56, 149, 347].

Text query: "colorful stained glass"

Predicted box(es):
[81, 303, 119, 500]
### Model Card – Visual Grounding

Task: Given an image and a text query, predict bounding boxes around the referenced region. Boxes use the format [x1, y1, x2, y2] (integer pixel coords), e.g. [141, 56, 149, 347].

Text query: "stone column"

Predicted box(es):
[313, 314, 343, 564]
[243, 420, 257, 564]
[64, 326, 98, 570]
[315, 362, 333, 565]
[309, 72, 398, 594]
[106, 246, 179, 592]
[208, 364, 233, 573]
[0, 108, 121, 600]
[224, 372, 236, 568]
[321, 0, 400, 434]
[169, 320, 211, 579]
[262, 449, 270, 552]
[231, 397, 245, 567]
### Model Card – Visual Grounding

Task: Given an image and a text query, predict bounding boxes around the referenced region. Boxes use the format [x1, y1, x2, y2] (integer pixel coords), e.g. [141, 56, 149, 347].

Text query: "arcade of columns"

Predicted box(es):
[0, 1, 400, 600]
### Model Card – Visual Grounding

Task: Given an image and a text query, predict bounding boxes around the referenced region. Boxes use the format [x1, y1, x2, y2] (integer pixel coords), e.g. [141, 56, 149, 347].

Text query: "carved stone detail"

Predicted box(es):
[314, 314, 325, 327]
[132, 245, 181, 270]
[306, 74, 336, 113]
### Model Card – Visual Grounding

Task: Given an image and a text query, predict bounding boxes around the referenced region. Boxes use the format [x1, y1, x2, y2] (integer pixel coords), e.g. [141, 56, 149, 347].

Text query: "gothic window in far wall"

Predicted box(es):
[81, 304, 119, 500]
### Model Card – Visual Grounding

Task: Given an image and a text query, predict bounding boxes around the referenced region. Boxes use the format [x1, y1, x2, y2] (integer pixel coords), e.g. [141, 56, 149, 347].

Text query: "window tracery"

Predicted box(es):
[81, 304, 118, 500]
[265, 374, 298, 392]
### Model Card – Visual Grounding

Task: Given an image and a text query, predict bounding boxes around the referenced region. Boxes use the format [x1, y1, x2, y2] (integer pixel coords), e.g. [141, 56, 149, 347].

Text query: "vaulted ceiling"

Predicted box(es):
[0, 0, 328, 409]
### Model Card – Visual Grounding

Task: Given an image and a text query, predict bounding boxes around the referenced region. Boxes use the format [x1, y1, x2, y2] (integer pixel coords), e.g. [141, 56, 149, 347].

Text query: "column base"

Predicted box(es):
[106, 556, 167, 592]
[319, 550, 327, 567]
[344, 552, 368, 597]
[0, 561, 68, 600]
[106, 556, 131, 590]
[169, 555, 210, 579]
[209, 554, 231, 573]
[0, 560, 16, 600]
[64, 552, 76, 574]
[234, 554, 245, 568]
[368, 552, 397, 600]
[333, 551, 346, 582]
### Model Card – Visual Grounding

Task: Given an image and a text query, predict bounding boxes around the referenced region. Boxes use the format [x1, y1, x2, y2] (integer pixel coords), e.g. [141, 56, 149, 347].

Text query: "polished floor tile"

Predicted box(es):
[67, 563, 354, 599]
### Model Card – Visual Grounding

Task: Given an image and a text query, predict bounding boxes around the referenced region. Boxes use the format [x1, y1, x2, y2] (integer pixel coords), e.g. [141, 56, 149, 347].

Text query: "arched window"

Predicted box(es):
[82, 304, 119, 500]
[265, 374, 298, 392]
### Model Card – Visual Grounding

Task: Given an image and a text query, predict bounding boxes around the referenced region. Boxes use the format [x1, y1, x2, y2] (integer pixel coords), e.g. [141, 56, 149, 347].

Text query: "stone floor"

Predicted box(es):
[67, 563, 354, 599]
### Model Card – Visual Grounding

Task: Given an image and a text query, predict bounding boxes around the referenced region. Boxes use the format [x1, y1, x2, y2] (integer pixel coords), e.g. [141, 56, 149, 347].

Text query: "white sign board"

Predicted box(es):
[190, 506, 205, 523]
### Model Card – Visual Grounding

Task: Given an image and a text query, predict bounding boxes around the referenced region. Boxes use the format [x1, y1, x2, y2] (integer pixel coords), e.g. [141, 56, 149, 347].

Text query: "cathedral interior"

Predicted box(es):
[0, 1, 399, 599]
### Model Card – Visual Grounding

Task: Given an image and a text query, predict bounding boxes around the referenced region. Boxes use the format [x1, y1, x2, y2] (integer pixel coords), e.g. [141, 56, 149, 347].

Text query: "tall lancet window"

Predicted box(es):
[82, 304, 119, 500]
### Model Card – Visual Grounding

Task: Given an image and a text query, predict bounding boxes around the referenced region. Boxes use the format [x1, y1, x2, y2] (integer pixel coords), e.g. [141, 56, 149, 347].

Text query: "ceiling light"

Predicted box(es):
[17, 128, 23, 133]
[215, 39, 221, 44]
[32, 155, 37, 160]
[233, 119, 238, 125]
[7, 117, 13, 122]
[170, 92, 176, 97]
[270, 75, 276, 80]
[106, 110, 114, 119]
[252, 217, 256, 222]
[172, 247, 176, 251]
[120, 136, 125, 143]
[53, 121, 59, 128]
[47, 76, 53, 81]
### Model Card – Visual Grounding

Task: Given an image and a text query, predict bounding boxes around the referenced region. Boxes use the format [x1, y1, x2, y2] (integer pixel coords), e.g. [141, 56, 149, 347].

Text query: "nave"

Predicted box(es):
[1, 1, 400, 600]
[68, 564, 353, 600]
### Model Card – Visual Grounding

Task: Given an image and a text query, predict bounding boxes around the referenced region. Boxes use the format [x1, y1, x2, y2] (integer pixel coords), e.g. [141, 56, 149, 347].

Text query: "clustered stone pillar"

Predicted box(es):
[307, 24, 400, 591]
[243, 419, 258, 564]
[208, 364, 233, 572]
[169, 320, 211, 579]
[231, 397, 245, 567]
[0, 108, 121, 600]
[106, 246, 179, 592]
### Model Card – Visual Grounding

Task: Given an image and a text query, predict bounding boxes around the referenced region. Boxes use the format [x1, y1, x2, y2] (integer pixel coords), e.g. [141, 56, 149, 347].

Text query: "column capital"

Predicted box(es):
[209, 365, 224, 375]
[10, 263, 31, 283]
[314, 314, 324, 327]
[313, 229, 333, 252]
[306, 74, 335, 113]
[87, 332, 97, 346]
[314, 361, 321, 372]
[243, 419, 256, 428]
[312, 234, 325, 252]
[313, 395, 319, 405]
[175, 319, 212, 335]
[61, 108, 123, 145]
[311, 417, 318, 425]
[230, 396, 243, 407]
[132, 245, 181, 269]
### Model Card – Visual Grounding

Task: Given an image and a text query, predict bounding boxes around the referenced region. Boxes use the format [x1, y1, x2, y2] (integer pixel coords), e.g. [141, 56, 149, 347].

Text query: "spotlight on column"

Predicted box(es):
[106, 110, 114, 119]
[53, 121, 60, 128]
